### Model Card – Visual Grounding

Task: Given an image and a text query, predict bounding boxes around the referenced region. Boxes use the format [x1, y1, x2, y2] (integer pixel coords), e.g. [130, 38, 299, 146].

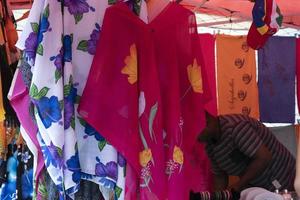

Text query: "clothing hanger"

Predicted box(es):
[15, 11, 29, 23]
[2, 0, 11, 20]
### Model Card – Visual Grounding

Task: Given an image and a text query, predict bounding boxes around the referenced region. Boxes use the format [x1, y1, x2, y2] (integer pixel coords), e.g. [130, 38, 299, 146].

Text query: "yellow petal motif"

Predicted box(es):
[187, 58, 203, 93]
[139, 149, 152, 167]
[173, 145, 184, 165]
[121, 44, 137, 84]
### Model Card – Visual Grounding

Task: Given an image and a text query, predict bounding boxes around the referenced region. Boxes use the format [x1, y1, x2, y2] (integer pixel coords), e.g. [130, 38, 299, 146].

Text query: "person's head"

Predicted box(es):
[197, 111, 220, 143]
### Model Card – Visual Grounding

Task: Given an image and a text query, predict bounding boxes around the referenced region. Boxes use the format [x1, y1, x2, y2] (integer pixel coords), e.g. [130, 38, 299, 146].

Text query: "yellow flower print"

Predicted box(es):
[139, 149, 152, 167]
[121, 44, 137, 84]
[173, 146, 184, 165]
[187, 58, 203, 93]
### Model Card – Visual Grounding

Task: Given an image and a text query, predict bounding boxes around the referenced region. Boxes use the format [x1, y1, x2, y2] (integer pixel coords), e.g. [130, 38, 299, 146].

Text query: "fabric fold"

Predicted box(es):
[8, 69, 44, 185]
[199, 34, 217, 116]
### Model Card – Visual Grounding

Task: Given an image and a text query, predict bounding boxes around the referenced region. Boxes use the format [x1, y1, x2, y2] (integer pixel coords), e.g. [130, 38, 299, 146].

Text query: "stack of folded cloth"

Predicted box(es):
[240, 187, 284, 200]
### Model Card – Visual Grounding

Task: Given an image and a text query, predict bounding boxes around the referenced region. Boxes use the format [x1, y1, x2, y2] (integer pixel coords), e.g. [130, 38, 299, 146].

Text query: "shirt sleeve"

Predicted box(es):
[232, 121, 263, 158]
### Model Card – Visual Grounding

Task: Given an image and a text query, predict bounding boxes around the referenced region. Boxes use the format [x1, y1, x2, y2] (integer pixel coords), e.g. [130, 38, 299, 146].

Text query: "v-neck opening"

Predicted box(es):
[116, 1, 175, 26]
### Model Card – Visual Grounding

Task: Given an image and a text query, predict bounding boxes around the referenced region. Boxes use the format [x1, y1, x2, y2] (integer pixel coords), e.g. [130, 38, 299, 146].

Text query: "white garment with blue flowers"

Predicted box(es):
[16, 0, 148, 199]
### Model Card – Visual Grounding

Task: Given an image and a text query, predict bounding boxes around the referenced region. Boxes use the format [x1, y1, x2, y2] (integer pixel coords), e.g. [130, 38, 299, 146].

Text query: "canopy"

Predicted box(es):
[8, 0, 300, 30]
[182, 0, 300, 29]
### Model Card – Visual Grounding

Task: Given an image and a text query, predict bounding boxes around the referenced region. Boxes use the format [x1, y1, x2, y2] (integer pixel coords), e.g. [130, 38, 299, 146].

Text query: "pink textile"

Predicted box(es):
[79, 2, 209, 199]
[151, 4, 210, 198]
[79, 3, 166, 199]
[199, 34, 217, 116]
[9, 70, 44, 182]
[125, 163, 138, 200]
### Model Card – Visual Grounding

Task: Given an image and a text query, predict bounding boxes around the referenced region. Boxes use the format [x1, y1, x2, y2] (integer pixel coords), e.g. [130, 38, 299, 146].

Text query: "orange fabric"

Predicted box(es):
[0, 27, 4, 45]
[0, 1, 5, 45]
[0, 74, 5, 122]
[0, 122, 5, 159]
[216, 35, 259, 119]
[0, 71, 6, 158]
[296, 125, 300, 142]
[0, 0, 20, 64]
[5, 17, 18, 52]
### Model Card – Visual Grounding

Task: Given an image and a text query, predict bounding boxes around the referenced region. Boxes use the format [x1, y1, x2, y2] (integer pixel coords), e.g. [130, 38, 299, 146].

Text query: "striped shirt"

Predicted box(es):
[206, 114, 295, 190]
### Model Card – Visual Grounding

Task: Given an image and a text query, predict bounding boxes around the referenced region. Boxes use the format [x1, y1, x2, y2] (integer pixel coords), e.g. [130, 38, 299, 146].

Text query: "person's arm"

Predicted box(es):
[209, 157, 229, 190]
[230, 121, 273, 192]
[214, 173, 229, 191]
[231, 144, 272, 192]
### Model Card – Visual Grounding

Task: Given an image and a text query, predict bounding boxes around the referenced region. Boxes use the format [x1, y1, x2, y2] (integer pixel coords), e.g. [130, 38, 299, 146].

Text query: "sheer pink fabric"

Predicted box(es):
[199, 34, 217, 117]
[79, 2, 210, 199]
[9, 70, 44, 185]
[79, 3, 166, 199]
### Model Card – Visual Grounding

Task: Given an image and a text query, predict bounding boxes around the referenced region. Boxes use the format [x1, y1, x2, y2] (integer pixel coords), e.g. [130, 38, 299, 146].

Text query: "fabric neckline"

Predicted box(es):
[115, 1, 175, 26]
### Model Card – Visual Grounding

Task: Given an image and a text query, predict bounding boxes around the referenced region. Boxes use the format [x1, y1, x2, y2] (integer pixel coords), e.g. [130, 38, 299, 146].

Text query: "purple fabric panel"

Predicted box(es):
[258, 36, 296, 123]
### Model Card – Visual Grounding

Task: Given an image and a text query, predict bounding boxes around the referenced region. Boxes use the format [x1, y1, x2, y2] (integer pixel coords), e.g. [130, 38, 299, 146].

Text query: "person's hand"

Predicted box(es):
[228, 182, 242, 193]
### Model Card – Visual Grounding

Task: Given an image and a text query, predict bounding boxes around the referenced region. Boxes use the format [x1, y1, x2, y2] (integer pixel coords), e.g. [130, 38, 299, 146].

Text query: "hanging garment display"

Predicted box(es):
[14, 0, 148, 199]
[258, 36, 296, 123]
[0, 2, 34, 199]
[9, 0, 52, 191]
[8, 68, 44, 198]
[80, 3, 166, 198]
[247, 0, 283, 50]
[78, 2, 209, 199]
[0, 0, 20, 168]
[216, 35, 259, 119]
[148, 3, 210, 198]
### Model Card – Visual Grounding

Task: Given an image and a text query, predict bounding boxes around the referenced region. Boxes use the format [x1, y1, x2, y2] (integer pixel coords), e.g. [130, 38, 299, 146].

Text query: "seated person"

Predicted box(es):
[198, 112, 295, 193]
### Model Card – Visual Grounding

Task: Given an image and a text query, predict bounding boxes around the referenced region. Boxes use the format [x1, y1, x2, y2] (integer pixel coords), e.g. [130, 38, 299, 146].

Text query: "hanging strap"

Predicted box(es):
[15, 10, 29, 22]
[2, 0, 9, 20]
